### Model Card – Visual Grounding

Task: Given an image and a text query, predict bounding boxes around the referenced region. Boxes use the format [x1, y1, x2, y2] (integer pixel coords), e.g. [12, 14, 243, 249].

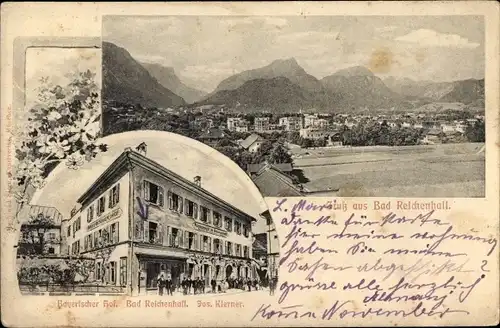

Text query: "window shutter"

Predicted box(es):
[159, 187, 165, 207]
[207, 237, 212, 253]
[184, 200, 189, 215]
[144, 181, 150, 201]
[194, 233, 198, 250]
[184, 230, 189, 248]
[116, 183, 120, 204]
[178, 197, 184, 214]
[167, 226, 172, 246]
[109, 189, 113, 208]
[193, 204, 198, 219]
[176, 229, 182, 247]
[115, 222, 119, 243]
[144, 221, 149, 242]
[168, 191, 173, 210]
[158, 223, 163, 244]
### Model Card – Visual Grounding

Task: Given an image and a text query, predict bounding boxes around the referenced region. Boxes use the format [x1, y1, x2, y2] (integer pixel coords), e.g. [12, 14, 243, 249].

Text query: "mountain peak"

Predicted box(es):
[333, 66, 374, 77]
[270, 57, 300, 69]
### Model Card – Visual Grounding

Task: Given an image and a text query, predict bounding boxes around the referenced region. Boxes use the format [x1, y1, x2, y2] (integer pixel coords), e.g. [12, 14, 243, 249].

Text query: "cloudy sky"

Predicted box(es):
[103, 15, 484, 92]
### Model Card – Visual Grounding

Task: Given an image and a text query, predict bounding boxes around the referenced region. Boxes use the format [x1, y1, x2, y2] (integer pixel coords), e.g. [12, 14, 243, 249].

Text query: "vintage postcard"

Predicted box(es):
[1, 2, 499, 327]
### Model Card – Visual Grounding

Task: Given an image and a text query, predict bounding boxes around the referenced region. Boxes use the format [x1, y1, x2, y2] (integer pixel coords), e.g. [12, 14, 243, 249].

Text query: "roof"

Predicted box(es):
[247, 163, 293, 174]
[240, 134, 263, 149]
[251, 163, 304, 197]
[199, 128, 225, 139]
[77, 148, 257, 223]
[27, 205, 63, 225]
[252, 237, 267, 253]
[427, 128, 442, 135]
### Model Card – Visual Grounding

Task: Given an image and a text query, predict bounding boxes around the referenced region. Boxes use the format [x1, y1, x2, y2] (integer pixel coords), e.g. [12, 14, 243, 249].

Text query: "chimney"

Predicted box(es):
[194, 176, 202, 187]
[135, 142, 147, 156]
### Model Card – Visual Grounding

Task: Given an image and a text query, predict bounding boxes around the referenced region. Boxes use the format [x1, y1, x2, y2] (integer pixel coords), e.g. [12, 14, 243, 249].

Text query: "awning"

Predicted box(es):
[134, 246, 189, 260]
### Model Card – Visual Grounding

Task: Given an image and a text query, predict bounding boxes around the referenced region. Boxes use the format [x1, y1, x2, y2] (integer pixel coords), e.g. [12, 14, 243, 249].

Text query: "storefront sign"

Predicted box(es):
[194, 222, 228, 238]
[88, 207, 122, 231]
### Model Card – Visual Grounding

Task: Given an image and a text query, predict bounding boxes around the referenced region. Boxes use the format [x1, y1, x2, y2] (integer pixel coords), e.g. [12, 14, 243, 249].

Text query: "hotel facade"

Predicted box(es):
[62, 143, 258, 295]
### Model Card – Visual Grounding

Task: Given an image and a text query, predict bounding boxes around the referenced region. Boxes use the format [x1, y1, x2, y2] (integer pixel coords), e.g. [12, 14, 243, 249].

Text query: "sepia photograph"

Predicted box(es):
[102, 15, 486, 198]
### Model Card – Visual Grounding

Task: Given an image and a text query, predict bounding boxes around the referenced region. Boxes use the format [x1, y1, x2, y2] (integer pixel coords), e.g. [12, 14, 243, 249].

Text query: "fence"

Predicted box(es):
[19, 282, 126, 295]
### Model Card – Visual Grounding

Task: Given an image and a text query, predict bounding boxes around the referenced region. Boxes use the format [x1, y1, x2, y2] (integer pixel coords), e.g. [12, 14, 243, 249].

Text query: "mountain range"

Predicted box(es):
[102, 42, 186, 108]
[141, 63, 207, 104]
[102, 41, 485, 112]
[383, 76, 485, 105]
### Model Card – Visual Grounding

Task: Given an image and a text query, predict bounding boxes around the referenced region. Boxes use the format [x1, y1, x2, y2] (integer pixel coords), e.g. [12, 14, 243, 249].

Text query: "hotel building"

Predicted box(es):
[62, 142, 257, 295]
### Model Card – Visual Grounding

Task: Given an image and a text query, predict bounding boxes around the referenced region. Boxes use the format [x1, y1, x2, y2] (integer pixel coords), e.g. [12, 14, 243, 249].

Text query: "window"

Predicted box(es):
[109, 261, 116, 284]
[235, 221, 242, 235]
[98, 229, 103, 247]
[76, 217, 81, 232]
[243, 224, 249, 238]
[188, 232, 196, 250]
[48, 247, 55, 254]
[109, 184, 120, 208]
[169, 228, 180, 247]
[110, 222, 119, 243]
[225, 241, 233, 256]
[87, 205, 94, 222]
[213, 212, 222, 228]
[120, 257, 127, 286]
[102, 227, 110, 245]
[72, 241, 80, 255]
[214, 238, 221, 254]
[224, 217, 232, 232]
[94, 231, 98, 248]
[243, 246, 249, 258]
[185, 199, 198, 218]
[148, 222, 158, 244]
[47, 232, 56, 241]
[96, 262, 102, 281]
[200, 206, 210, 223]
[235, 244, 241, 257]
[202, 235, 211, 252]
[67, 226, 71, 237]
[144, 181, 164, 207]
[168, 192, 183, 213]
[97, 196, 106, 216]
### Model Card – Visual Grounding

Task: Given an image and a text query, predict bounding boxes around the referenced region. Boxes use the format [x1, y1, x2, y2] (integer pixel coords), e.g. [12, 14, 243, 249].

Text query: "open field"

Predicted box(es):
[291, 143, 485, 197]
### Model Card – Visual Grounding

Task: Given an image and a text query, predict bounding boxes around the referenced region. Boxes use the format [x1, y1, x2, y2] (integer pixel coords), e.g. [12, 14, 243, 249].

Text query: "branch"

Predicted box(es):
[44, 158, 62, 165]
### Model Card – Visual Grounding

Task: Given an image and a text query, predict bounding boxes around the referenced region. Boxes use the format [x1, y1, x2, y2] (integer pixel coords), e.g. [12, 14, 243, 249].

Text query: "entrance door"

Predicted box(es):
[171, 264, 180, 290]
[225, 265, 233, 279]
[215, 265, 221, 280]
[203, 264, 210, 286]
[147, 262, 161, 288]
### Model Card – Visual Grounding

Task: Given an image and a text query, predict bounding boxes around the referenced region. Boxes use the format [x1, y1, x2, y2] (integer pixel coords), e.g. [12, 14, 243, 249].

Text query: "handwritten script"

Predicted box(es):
[252, 198, 498, 324]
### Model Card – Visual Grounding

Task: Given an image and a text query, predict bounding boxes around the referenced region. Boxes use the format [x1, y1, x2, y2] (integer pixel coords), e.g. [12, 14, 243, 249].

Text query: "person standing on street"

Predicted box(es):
[211, 278, 216, 293]
[157, 273, 166, 296]
[165, 275, 173, 296]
